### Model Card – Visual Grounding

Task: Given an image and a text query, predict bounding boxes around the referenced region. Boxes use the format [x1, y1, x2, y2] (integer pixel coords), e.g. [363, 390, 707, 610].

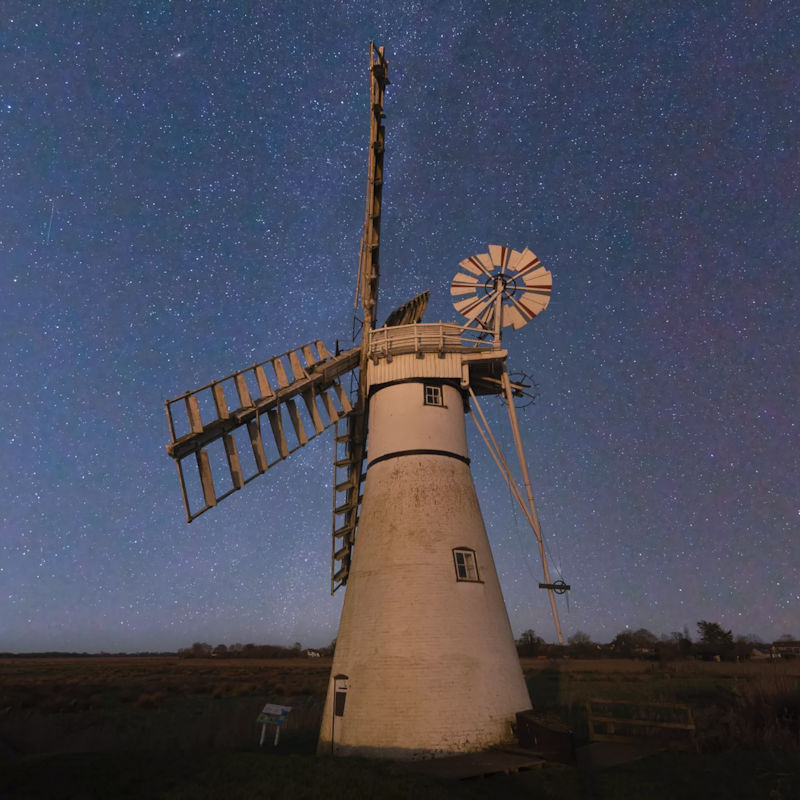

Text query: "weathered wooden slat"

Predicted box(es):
[268, 407, 290, 459]
[212, 383, 229, 419]
[186, 395, 203, 434]
[315, 340, 332, 360]
[334, 382, 353, 414]
[176, 460, 192, 523]
[247, 420, 268, 473]
[320, 389, 340, 424]
[335, 497, 357, 515]
[254, 365, 275, 400]
[333, 566, 348, 584]
[301, 344, 317, 366]
[336, 477, 355, 492]
[288, 351, 306, 381]
[234, 374, 252, 408]
[196, 449, 217, 508]
[302, 388, 325, 434]
[272, 358, 290, 388]
[223, 433, 244, 490]
[285, 398, 308, 446]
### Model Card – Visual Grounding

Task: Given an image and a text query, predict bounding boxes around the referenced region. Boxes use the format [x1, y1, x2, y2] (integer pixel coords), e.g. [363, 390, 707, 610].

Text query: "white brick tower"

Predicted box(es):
[317, 335, 532, 758]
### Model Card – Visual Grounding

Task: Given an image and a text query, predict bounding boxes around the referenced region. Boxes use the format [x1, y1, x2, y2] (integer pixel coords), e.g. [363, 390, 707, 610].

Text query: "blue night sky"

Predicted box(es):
[2, 1, 798, 652]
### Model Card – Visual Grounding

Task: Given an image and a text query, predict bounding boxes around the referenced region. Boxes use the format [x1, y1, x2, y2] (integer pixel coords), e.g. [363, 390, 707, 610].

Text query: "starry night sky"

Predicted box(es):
[2, 2, 798, 652]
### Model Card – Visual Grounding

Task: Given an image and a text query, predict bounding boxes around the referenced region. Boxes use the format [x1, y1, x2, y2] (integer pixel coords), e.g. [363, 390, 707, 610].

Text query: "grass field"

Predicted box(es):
[1, 656, 798, 799]
[521, 656, 800, 752]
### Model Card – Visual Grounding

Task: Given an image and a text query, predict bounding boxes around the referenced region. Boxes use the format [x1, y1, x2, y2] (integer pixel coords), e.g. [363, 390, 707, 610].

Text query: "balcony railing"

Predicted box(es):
[368, 322, 493, 361]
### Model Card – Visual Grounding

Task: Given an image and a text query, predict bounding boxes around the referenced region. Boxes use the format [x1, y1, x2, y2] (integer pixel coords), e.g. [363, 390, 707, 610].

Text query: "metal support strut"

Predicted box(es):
[468, 382, 565, 645]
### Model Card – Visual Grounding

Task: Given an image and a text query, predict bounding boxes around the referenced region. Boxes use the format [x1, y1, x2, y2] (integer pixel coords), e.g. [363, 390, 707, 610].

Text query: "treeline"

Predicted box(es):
[517, 622, 798, 662]
[177, 641, 336, 659]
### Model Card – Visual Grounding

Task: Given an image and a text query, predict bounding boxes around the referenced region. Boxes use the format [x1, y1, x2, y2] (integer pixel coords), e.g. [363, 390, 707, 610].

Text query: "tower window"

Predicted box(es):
[453, 548, 479, 581]
[424, 384, 444, 407]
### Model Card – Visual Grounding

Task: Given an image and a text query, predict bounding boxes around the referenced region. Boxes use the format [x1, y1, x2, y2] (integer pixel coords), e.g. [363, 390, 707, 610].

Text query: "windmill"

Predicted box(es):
[163, 43, 567, 759]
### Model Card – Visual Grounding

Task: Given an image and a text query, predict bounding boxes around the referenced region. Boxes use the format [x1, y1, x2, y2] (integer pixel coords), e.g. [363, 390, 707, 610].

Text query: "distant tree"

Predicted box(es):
[566, 631, 595, 658]
[212, 644, 228, 658]
[734, 633, 764, 660]
[696, 621, 734, 660]
[610, 631, 634, 658]
[611, 628, 657, 658]
[656, 630, 693, 661]
[187, 642, 212, 658]
[778, 634, 796, 642]
[516, 629, 544, 657]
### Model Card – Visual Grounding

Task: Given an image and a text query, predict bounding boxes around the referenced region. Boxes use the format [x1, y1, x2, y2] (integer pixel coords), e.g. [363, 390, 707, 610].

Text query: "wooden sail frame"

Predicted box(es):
[164, 343, 358, 522]
[330, 42, 389, 593]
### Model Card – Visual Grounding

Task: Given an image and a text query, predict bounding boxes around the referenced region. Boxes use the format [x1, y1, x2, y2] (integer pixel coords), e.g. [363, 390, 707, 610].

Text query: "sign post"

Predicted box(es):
[257, 703, 292, 747]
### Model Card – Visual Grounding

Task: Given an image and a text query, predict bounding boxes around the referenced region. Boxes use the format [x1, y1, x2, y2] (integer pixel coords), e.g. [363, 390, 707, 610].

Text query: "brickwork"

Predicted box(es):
[318, 380, 531, 758]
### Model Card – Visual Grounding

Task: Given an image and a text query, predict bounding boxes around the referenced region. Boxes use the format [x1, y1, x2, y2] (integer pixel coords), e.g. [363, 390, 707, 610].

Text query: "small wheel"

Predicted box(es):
[505, 371, 539, 409]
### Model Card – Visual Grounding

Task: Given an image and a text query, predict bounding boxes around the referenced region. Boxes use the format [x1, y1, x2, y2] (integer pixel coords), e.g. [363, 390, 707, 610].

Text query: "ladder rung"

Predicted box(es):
[333, 567, 348, 584]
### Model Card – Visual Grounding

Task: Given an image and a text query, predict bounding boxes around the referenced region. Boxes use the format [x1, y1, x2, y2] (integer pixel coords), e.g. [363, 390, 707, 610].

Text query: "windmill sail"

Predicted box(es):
[164, 341, 358, 522]
[330, 43, 389, 593]
[383, 291, 429, 327]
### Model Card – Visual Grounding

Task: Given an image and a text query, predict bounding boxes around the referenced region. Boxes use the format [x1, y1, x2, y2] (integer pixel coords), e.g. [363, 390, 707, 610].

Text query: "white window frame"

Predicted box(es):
[453, 548, 479, 582]
[424, 384, 444, 407]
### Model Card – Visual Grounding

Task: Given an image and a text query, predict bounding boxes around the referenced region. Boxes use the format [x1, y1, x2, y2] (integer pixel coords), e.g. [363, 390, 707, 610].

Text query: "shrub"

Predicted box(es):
[719, 676, 800, 752]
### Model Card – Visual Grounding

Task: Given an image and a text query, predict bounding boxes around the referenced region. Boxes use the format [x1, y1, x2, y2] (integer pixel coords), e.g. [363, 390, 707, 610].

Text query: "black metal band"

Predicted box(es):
[368, 377, 465, 401]
[367, 449, 471, 470]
